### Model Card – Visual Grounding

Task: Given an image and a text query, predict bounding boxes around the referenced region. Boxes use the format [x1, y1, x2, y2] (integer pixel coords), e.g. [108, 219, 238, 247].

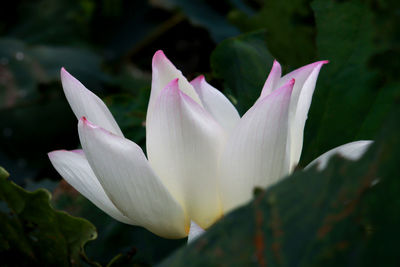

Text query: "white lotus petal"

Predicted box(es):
[48, 149, 132, 224]
[260, 60, 282, 98]
[190, 75, 240, 134]
[187, 221, 205, 243]
[78, 118, 189, 238]
[148, 50, 202, 117]
[146, 79, 225, 229]
[305, 140, 373, 171]
[277, 61, 329, 169]
[61, 68, 123, 137]
[219, 80, 294, 213]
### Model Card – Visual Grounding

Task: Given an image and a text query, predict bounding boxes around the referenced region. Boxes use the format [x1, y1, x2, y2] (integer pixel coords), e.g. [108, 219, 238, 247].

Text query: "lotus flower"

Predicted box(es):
[48, 50, 371, 239]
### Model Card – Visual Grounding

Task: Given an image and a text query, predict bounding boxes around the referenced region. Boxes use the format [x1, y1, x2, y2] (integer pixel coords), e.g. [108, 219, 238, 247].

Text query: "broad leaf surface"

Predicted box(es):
[0, 167, 97, 266]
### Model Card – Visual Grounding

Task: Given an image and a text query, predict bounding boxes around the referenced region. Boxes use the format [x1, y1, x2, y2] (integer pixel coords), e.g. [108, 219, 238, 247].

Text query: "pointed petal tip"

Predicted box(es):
[48, 149, 78, 161]
[60, 67, 80, 88]
[191, 75, 205, 83]
[269, 59, 282, 73]
[48, 149, 83, 159]
[260, 59, 283, 98]
[286, 81, 295, 95]
[281, 78, 295, 95]
[271, 78, 295, 100]
[190, 74, 206, 90]
[60, 67, 71, 79]
[47, 150, 58, 158]
[258, 77, 294, 106]
[152, 50, 168, 66]
[287, 60, 329, 78]
[163, 78, 180, 93]
[154, 49, 165, 57]
[272, 59, 281, 67]
[190, 75, 206, 89]
[312, 60, 329, 68]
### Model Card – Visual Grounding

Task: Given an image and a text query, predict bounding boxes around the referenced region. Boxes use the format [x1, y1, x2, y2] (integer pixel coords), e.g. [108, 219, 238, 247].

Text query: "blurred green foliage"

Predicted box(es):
[229, 0, 317, 67]
[0, 167, 96, 266]
[304, 0, 400, 164]
[155, 0, 240, 42]
[0, 0, 399, 265]
[211, 30, 274, 114]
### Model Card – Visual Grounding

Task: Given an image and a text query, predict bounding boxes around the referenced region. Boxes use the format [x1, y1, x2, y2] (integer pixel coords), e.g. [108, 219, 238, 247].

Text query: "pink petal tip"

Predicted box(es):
[194, 75, 205, 82]
[154, 49, 165, 57]
[275, 78, 295, 97]
[164, 78, 180, 91]
[190, 75, 205, 87]
[273, 59, 281, 67]
[152, 50, 170, 66]
[60, 67, 70, 77]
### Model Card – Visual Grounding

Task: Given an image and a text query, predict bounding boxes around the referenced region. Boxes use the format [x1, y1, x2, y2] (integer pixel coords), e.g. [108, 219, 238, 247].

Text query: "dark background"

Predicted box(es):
[1, 0, 399, 265]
